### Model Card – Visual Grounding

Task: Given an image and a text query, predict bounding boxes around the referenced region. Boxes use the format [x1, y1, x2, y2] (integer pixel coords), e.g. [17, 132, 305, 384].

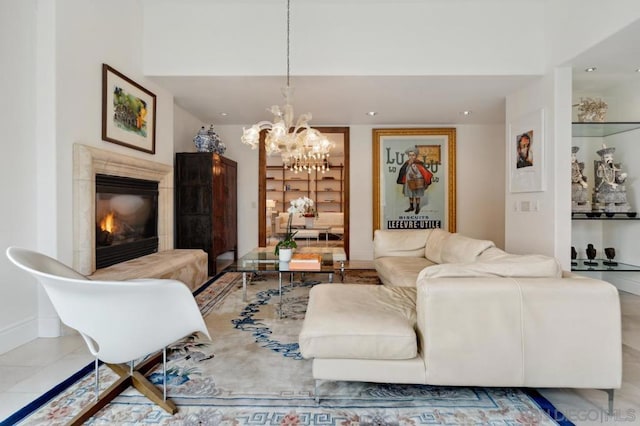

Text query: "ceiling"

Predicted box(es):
[149, 20, 640, 128]
[151, 75, 539, 126]
[570, 20, 640, 95]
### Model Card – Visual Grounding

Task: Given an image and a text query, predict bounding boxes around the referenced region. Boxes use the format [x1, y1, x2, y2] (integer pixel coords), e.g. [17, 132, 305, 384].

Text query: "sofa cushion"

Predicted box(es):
[375, 256, 436, 287]
[424, 229, 451, 264]
[440, 234, 495, 264]
[299, 284, 417, 360]
[417, 254, 562, 280]
[374, 229, 431, 258]
[475, 246, 508, 260]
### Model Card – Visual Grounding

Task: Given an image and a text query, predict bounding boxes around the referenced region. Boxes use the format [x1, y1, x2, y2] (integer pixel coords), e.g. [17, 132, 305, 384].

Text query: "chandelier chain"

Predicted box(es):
[240, 0, 334, 171]
[286, 0, 290, 87]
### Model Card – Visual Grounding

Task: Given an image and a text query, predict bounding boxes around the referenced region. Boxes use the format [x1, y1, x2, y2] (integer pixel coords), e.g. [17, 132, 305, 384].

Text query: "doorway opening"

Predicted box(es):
[258, 127, 350, 258]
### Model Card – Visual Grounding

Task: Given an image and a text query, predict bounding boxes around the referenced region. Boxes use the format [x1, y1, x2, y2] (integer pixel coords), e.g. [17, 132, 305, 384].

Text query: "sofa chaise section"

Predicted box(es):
[300, 274, 621, 404]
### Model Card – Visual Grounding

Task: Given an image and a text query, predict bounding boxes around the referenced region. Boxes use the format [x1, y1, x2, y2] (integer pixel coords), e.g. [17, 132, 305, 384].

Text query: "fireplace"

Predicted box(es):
[73, 144, 173, 275]
[95, 174, 159, 269]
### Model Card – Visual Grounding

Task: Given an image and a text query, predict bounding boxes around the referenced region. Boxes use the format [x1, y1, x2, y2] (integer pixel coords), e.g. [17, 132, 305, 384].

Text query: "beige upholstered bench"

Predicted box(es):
[89, 249, 208, 292]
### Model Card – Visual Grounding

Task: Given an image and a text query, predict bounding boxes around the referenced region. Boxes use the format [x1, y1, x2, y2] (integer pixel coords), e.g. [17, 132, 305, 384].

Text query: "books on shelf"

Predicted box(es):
[288, 253, 322, 270]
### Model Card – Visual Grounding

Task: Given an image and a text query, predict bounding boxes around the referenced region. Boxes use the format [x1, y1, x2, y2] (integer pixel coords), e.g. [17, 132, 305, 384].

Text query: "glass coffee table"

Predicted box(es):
[224, 248, 337, 317]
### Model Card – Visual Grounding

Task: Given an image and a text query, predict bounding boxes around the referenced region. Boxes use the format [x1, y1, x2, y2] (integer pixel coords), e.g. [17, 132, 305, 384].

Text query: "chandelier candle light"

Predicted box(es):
[240, 0, 333, 173]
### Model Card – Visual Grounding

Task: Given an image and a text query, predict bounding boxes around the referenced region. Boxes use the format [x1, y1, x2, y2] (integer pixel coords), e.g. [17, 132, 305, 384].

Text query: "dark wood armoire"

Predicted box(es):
[175, 153, 238, 275]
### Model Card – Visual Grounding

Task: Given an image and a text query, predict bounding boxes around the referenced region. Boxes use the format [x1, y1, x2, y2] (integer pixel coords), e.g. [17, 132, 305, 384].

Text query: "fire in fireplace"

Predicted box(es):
[95, 174, 159, 269]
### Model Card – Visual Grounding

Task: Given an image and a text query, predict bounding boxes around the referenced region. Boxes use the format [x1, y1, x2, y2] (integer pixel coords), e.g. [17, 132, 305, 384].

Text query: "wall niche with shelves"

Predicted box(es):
[571, 122, 640, 273]
[266, 164, 344, 213]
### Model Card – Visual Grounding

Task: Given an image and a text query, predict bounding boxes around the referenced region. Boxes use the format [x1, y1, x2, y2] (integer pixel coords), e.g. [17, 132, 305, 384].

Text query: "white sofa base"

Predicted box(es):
[313, 357, 427, 385]
[300, 279, 621, 407]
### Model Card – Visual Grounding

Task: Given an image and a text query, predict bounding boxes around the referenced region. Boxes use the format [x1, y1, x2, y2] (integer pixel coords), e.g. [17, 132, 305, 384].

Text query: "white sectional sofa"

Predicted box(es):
[274, 212, 343, 237]
[299, 229, 622, 410]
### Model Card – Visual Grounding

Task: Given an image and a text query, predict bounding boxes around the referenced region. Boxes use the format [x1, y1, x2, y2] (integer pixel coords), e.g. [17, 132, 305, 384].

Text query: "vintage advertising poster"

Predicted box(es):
[373, 128, 456, 233]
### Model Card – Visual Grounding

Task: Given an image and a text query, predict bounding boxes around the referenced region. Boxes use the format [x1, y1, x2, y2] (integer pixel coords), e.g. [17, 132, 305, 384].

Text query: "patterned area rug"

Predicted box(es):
[4, 273, 574, 425]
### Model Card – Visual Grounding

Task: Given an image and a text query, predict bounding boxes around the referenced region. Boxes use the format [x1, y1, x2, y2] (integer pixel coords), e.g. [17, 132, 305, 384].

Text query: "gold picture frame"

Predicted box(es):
[372, 128, 456, 234]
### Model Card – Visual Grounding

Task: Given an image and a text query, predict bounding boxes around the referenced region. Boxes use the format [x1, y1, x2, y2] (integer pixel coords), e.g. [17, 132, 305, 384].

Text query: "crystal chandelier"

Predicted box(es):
[240, 0, 333, 174]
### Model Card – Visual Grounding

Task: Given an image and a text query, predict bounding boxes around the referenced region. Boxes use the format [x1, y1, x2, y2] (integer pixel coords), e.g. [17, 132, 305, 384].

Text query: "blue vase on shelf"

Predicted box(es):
[207, 125, 226, 155]
[193, 126, 211, 152]
[193, 125, 226, 154]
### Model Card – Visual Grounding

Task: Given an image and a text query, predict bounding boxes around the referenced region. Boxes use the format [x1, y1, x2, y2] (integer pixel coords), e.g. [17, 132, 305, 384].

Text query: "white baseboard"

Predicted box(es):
[38, 316, 62, 337]
[609, 276, 640, 296]
[0, 316, 38, 355]
[574, 271, 640, 296]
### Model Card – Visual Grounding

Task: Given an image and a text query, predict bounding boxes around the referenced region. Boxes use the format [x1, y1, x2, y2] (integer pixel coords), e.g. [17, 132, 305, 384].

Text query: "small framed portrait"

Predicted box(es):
[509, 109, 545, 192]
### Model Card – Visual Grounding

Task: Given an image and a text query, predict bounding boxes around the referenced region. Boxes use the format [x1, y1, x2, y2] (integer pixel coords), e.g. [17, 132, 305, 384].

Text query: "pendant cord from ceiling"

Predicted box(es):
[286, 0, 291, 88]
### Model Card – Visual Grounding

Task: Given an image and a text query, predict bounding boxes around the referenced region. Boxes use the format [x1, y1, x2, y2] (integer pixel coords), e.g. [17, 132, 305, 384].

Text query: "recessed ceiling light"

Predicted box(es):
[219, 112, 229, 117]
[366, 111, 378, 116]
[585, 67, 597, 72]
[636, 68, 640, 73]
[460, 110, 472, 116]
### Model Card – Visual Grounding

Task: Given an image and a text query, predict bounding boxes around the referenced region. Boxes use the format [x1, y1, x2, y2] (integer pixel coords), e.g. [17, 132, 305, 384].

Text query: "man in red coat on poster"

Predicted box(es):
[396, 146, 433, 214]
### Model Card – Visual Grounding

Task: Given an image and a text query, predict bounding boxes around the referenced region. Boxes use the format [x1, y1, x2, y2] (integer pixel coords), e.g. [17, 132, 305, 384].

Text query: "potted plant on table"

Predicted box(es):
[275, 196, 317, 261]
[294, 196, 318, 229]
[274, 213, 297, 261]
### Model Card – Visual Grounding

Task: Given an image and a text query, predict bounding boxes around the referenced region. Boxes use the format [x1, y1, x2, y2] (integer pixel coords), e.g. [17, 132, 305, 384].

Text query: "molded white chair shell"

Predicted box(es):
[5, 246, 211, 364]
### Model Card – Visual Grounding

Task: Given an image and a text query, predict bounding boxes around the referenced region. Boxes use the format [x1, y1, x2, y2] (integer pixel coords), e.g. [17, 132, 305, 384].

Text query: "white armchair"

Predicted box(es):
[6, 247, 211, 425]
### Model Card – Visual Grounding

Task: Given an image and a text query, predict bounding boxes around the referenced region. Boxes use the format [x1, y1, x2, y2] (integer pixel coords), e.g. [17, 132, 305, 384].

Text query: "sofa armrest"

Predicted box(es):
[373, 229, 431, 258]
[416, 276, 621, 388]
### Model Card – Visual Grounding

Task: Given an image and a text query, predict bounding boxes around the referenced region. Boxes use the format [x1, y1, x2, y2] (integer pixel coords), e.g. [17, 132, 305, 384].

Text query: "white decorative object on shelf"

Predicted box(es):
[571, 146, 591, 212]
[593, 144, 631, 213]
[575, 97, 608, 123]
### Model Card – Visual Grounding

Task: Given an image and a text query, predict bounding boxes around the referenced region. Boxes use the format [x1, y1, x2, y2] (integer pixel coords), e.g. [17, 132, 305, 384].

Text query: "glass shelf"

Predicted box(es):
[572, 212, 639, 220]
[572, 122, 640, 137]
[571, 259, 640, 272]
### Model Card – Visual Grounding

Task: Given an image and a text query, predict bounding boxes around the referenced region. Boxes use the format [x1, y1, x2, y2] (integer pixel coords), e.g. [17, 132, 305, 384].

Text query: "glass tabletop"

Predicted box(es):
[225, 248, 336, 273]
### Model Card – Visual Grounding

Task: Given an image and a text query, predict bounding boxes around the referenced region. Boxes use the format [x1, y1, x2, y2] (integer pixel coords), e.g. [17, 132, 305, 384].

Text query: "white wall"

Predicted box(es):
[544, 0, 640, 68]
[0, 0, 198, 353]
[504, 68, 572, 267]
[55, 0, 176, 270]
[213, 124, 506, 261]
[143, 0, 545, 77]
[174, 105, 207, 153]
[0, 0, 40, 353]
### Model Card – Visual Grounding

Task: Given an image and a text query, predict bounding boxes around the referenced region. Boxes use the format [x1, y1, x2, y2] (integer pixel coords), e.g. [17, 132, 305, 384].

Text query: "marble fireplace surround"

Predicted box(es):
[73, 144, 173, 275]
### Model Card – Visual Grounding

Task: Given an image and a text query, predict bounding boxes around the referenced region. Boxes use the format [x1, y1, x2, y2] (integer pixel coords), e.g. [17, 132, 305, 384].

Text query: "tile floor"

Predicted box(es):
[0, 333, 93, 421]
[0, 292, 639, 424]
